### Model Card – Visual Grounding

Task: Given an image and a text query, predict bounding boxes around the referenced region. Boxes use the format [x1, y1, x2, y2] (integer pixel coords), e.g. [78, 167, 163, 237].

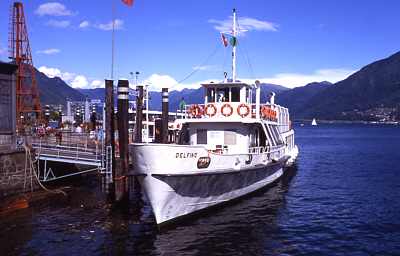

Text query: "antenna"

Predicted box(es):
[232, 8, 237, 82]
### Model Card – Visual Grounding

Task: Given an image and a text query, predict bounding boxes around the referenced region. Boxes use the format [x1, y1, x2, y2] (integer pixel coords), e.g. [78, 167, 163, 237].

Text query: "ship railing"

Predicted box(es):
[29, 131, 98, 150]
[247, 145, 285, 158]
[31, 143, 102, 162]
[184, 102, 278, 121]
[30, 131, 104, 165]
[206, 145, 285, 161]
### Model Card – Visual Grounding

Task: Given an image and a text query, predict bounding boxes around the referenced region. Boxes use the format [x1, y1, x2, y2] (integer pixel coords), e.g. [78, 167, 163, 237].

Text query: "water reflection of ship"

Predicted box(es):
[152, 166, 298, 255]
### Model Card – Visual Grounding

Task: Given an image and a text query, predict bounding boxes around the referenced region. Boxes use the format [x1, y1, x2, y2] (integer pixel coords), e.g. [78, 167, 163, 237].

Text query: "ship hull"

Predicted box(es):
[131, 144, 291, 224]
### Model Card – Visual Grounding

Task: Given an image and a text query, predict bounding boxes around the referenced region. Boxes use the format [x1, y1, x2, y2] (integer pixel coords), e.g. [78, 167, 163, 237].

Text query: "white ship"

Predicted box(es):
[130, 9, 299, 225]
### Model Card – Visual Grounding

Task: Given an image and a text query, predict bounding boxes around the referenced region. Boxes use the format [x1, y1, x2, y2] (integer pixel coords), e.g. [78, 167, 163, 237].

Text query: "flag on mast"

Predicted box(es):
[121, 0, 134, 6]
[220, 33, 228, 47]
[230, 36, 237, 47]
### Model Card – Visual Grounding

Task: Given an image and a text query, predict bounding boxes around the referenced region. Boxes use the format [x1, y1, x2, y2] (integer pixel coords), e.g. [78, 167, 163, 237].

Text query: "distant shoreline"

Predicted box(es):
[293, 120, 399, 125]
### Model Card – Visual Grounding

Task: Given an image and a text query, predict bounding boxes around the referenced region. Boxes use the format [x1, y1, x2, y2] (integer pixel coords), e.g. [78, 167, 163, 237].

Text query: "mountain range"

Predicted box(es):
[298, 52, 400, 119]
[34, 51, 400, 120]
[35, 68, 85, 105]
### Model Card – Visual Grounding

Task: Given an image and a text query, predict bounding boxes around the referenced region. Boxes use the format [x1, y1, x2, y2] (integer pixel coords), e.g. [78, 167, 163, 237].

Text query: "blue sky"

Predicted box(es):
[1, 0, 400, 90]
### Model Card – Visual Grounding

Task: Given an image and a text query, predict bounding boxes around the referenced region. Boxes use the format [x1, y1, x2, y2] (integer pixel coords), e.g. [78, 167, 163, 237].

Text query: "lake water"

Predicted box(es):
[1, 124, 400, 255]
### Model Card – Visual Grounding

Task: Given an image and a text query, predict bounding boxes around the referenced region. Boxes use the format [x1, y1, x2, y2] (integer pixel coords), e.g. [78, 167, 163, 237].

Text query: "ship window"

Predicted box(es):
[178, 124, 190, 145]
[224, 130, 237, 145]
[231, 87, 240, 102]
[267, 124, 278, 145]
[269, 125, 283, 145]
[209, 131, 223, 141]
[197, 129, 207, 144]
[264, 124, 276, 146]
[249, 129, 257, 147]
[207, 88, 215, 102]
[259, 126, 266, 147]
[217, 88, 229, 102]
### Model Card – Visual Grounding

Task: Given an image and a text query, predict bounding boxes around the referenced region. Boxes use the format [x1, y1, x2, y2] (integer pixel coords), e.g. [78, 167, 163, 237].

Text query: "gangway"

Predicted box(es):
[30, 133, 112, 182]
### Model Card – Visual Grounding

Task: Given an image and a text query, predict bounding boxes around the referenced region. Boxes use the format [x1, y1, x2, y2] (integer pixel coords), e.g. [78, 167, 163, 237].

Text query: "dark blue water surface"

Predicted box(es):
[1, 124, 400, 255]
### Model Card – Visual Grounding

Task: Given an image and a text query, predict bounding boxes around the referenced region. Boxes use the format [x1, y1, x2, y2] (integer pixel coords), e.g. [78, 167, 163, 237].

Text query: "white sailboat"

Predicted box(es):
[311, 118, 317, 126]
[129, 9, 299, 225]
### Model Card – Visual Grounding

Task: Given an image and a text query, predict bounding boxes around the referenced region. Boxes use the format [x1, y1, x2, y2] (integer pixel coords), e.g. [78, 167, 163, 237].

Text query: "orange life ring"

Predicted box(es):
[260, 106, 266, 118]
[204, 104, 217, 117]
[237, 104, 250, 118]
[221, 103, 233, 117]
[261, 106, 270, 119]
[189, 104, 203, 117]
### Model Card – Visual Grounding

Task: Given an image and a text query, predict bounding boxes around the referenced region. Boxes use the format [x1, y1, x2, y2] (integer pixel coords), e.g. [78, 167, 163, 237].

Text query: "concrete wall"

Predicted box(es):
[0, 62, 17, 136]
[0, 150, 38, 198]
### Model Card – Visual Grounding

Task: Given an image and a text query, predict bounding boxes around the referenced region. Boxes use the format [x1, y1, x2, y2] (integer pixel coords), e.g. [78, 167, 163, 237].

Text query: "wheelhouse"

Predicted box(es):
[174, 80, 290, 155]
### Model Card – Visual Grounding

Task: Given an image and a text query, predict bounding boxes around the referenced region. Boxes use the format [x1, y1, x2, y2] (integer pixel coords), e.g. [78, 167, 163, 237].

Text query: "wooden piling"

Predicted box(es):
[105, 80, 115, 178]
[115, 79, 130, 202]
[135, 85, 143, 143]
[161, 88, 169, 143]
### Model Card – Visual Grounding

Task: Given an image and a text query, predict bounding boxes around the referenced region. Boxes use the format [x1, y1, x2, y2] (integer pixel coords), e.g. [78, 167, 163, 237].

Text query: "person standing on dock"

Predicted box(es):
[55, 130, 62, 145]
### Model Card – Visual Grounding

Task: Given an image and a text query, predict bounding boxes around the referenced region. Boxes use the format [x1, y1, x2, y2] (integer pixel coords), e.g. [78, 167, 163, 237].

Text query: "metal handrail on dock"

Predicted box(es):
[28, 132, 112, 182]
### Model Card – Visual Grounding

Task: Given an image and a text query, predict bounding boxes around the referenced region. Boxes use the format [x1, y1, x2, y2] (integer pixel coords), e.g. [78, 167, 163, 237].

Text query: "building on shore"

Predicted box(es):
[0, 62, 17, 150]
[0, 62, 40, 198]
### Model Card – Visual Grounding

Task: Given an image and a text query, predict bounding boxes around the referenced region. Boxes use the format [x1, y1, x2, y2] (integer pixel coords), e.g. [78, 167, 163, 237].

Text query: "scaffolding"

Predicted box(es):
[9, 2, 42, 132]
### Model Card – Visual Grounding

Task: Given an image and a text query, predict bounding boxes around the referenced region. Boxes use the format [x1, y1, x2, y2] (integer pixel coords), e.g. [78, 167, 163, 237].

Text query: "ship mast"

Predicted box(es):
[232, 8, 237, 82]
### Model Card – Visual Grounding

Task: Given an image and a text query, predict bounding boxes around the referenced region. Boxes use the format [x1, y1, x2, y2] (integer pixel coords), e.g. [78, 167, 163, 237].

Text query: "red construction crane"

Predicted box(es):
[9, 1, 42, 132]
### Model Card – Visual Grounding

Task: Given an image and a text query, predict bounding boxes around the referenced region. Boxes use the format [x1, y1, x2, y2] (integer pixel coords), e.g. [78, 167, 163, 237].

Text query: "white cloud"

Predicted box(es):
[143, 74, 179, 91]
[255, 68, 356, 88]
[209, 16, 278, 34]
[60, 72, 76, 83]
[71, 75, 89, 88]
[38, 66, 76, 83]
[38, 65, 355, 91]
[46, 19, 70, 28]
[143, 73, 220, 91]
[142, 68, 356, 92]
[35, 2, 74, 16]
[96, 19, 124, 31]
[38, 66, 94, 89]
[90, 80, 104, 88]
[79, 20, 90, 28]
[38, 66, 62, 78]
[36, 48, 60, 55]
